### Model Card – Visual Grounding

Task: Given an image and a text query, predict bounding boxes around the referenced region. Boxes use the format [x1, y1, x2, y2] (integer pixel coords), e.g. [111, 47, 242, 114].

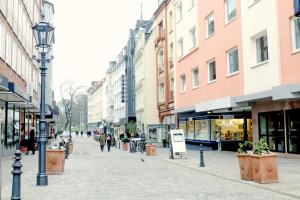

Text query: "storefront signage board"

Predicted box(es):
[170, 129, 187, 153]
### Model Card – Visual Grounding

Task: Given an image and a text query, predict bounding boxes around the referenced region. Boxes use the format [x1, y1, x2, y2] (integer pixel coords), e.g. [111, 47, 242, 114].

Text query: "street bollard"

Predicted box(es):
[169, 144, 174, 159]
[65, 142, 69, 159]
[11, 147, 23, 200]
[199, 144, 205, 167]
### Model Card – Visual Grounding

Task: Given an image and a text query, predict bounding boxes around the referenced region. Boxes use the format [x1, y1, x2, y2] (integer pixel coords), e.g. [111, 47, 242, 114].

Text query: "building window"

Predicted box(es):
[6, 34, 12, 66]
[158, 48, 164, 72]
[177, 2, 183, 22]
[178, 37, 183, 57]
[292, 17, 300, 51]
[169, 42, 174, 64]
[170, 76, 174, 100]
[225, 0, 237, 23]
[12, 41, 17, 71]
[256, 34, 268, 63]
[259, 111, 285, 152]
[169, 11, 173, 32]
[192, 68, 199, 88]
[158, 21, 164, 38]
[190, 26, 196, 49]
[227, 48, 239, 74]
[190, 0, 195, 9]
[206, 13, 215, 37]
[208, 59, 216, 82]
[0, 22, 5, 59]
[159, 82, 165, 103]
[180, 75, 186, 93]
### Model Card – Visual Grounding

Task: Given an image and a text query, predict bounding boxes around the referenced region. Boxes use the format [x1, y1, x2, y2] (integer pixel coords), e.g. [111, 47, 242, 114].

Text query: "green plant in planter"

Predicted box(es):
[253, 138, 269, 155]
[237, 141, 253, 154]
[121, 137, 130, 143]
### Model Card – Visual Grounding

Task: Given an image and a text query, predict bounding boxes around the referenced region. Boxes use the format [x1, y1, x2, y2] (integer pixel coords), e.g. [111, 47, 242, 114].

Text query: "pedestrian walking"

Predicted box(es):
[99, 133, 106, 152]
[76, 131, 79, 138]
[81, 131, 83, 138]
[27, 127, 35, 155]
[107, 134, 112, 152]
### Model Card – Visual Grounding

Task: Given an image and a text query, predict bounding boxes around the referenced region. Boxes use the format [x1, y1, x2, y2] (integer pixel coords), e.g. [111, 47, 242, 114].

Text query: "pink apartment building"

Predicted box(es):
[174, 0, 300, 155]
[174, 0, 249, 151]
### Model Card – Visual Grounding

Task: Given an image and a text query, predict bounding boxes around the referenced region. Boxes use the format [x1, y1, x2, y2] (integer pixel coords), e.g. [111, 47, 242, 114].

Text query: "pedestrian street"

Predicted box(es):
[2, 136, 299, 200]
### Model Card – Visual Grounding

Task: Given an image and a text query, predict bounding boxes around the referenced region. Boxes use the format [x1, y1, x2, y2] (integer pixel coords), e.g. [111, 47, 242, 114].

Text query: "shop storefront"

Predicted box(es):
[255, 104, 300, 155]
[0, 81, 37, 156]
[178, 112, 252, 151]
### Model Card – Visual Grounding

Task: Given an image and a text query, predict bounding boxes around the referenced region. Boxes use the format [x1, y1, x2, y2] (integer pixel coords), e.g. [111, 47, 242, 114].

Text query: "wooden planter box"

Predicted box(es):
[146, 144, 157, 156]
[46, 149, 65, 175]
[251, 154, 278, 184]
[122, 142, 128, 151]
[69, 143, 73, 154]
[237, 154, 253, 181]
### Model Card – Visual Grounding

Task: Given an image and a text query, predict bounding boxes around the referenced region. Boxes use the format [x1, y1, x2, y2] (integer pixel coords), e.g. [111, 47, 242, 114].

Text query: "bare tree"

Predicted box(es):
[60, 80, 82, 130]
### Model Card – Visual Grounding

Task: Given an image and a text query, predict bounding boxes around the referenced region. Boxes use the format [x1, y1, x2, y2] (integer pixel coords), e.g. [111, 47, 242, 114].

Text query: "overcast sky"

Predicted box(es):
[50, 0, 158, 99]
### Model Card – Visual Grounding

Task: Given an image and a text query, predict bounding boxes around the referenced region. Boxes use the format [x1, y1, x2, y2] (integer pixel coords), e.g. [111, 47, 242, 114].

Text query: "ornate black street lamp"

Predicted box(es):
[32, 22, 54, 186]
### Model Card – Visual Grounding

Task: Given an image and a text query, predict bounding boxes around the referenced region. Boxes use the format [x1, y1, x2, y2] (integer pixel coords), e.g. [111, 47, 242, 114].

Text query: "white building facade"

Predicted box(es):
[134, 22, 160, 139]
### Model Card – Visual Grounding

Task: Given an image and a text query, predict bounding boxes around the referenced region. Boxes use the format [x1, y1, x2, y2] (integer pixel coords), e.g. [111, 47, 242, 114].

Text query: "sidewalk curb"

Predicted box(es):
[159, 157, 300, 200]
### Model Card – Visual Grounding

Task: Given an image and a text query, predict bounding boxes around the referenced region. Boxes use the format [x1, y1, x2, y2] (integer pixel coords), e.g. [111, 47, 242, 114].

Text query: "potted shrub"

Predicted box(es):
[121, 137, 129, 151]
[251, 139, 278, 184]
[237, 141, 253, 181]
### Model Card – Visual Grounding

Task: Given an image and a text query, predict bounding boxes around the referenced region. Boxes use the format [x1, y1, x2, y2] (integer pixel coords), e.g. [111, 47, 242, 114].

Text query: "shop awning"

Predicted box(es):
[172, 106, 195, 114]
[0, 85, 8, 92]
[0, 91, 29, 103]
[7, 101, 39, 110]
[195, 96, 239, 113]
[235, 84, 300, 103]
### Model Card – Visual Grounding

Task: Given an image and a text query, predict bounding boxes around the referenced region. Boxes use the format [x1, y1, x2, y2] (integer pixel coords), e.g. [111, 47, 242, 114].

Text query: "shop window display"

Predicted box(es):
[212, 119, 245, 141]
[195, 120, 209, 140]
[286, 109, 300, 153]
[179, 120, 187, 138]
[6, 109, 14, 144]
[259, 111, 285, 152]
[0, 109, 4, 142]
[186, 120, 195, 140]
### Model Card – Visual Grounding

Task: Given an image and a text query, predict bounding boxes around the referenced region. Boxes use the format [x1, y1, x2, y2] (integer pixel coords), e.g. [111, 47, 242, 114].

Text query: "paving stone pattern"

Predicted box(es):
[1, 137, 299, 200]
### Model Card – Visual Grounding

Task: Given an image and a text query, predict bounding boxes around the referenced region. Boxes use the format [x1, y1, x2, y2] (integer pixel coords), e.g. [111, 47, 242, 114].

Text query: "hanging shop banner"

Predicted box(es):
[170, 129, 187, 153]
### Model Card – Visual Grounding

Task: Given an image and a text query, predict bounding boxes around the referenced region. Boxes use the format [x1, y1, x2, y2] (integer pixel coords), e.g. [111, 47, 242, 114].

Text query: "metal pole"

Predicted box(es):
[199, 144, 205, 167]
[69, 116, 72, 142]
[37, 52, 48, 186]
[169, 134, 174, 159]
[11, 144, 22, 200]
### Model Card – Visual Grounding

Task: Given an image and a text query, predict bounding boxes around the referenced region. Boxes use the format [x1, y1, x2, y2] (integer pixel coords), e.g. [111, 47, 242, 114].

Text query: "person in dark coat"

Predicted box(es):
[106, 134, 112, 152]
[27, 127, 35, 155]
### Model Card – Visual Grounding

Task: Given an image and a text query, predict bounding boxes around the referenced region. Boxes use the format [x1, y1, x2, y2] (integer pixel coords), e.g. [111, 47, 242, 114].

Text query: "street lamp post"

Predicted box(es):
[32, 22, 54, 186]
[69, 112, 73, 142]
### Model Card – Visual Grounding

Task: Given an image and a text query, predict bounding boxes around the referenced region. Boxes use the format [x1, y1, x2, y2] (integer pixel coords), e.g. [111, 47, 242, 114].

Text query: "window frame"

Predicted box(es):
[227, 47, 239, 75]
[189, 26, 197, 49]
[225, 0, 237, 24]
[177, 37, 184, 58]
[206, 13, 215, 38]
[177, 2, 183, 22]
[180, 74, 186, 93]
[207, 59, 216, 83]
[252, 31, 269, 66]
[291, 17, 300, 53]
[192, 67, 199, 89]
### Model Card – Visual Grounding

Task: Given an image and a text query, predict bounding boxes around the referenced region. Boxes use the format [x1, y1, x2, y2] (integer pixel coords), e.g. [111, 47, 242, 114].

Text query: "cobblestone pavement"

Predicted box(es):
[1, 137, 300, 200]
